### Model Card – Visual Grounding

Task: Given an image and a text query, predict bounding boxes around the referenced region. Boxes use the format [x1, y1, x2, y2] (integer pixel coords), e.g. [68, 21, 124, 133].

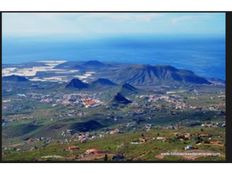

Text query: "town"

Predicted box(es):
[2, 61, 225, 161]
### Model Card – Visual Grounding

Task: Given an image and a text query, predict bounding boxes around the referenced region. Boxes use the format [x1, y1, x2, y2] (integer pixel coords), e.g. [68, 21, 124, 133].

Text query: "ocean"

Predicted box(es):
[2, 36, 225, 80]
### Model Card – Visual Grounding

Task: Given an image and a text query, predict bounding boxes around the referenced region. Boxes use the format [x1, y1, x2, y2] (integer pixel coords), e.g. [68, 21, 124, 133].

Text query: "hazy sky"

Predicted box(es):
[3, 13, 225, 38]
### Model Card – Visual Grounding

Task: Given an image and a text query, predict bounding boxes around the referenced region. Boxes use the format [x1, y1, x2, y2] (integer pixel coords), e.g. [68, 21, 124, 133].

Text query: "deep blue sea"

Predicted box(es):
[2, 36, 225, 80]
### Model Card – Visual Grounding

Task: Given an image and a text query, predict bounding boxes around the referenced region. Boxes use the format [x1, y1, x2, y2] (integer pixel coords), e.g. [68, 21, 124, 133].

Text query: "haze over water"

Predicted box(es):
[3, 36, 225, 80]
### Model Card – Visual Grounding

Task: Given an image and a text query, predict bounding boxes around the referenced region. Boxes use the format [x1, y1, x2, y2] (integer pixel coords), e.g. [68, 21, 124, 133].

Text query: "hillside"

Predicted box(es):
[119, 83, 138, 96]
[65, 78, 89, 89]
[111, 64, 211, 86]
[3, 75, 29, 82]
[112, 93, 132, 105]
[91, 78, 117, 87]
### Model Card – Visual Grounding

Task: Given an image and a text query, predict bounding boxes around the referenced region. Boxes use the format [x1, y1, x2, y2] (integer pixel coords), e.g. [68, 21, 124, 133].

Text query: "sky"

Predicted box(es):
[2, 13, 225, 79]
[2, 13, 225, 39]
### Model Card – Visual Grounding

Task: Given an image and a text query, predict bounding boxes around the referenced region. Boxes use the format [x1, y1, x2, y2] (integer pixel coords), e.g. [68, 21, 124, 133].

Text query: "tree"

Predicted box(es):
[104, 154, 108, 161]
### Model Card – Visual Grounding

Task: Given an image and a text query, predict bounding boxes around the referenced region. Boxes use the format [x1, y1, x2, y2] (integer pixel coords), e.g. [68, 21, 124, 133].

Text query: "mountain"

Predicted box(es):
[91, 78, 117, 87]
[120, 83, 138, 96]
[66, 78, 117, 90]
[112, 64, 211, 86]
[65, 78, 89, 89]
[208, 78, 225, 86]
[55, 61, 80, 69]
[56, 60, 109, 71]
[2, 75, 29, 82]
[83, 60, 106, 67]
[112, 93, 132, 105]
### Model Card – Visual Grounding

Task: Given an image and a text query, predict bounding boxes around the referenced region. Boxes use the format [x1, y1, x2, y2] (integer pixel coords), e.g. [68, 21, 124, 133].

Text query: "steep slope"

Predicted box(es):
[112, 93, 132, 105]
[119, 83, 138, 96]
[65, 78, 89, 89]
[112, 64, 210, 86]
[91, 78, 117, 87]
